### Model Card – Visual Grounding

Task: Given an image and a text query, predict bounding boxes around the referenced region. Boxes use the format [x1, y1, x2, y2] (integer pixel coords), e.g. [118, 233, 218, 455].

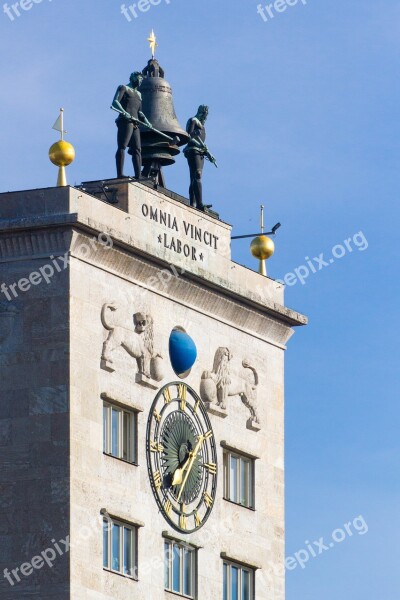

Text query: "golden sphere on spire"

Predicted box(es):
[250, 235, 275, 260]
[48, 140, 75, 167]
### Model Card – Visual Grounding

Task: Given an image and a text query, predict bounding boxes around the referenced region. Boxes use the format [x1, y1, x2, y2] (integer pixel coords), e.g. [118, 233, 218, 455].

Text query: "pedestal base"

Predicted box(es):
[135, 372, 159, 390]
[204, 402, 228, 418]
[246, 418, 261, 432]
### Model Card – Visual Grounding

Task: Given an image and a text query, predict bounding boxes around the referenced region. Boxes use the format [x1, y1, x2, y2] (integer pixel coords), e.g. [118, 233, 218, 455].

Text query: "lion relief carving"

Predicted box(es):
[101, 302, 164, 387]
[200, 347, 260, 426]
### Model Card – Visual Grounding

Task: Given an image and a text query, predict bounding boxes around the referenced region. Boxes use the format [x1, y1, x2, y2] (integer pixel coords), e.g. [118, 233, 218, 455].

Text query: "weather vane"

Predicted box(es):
[48, 108, 75, 187]
[260, 204, 265, 234]
[231, 204, 281, 277]
[148, 29, 157, 59]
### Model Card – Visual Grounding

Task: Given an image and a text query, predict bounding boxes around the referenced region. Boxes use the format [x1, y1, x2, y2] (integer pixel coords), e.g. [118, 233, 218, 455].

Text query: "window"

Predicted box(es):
[103, 402, 137, 463]
[223, 449, 255, 508]
[223, 561, 254, 600]
[103, 517, 138, 578]
[164, 539, 196, 598]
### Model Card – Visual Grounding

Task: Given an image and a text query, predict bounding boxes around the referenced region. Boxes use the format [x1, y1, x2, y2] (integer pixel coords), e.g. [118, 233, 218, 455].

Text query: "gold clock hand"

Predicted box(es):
[177, 435, 204, 503]
[172, 453, 192, 486]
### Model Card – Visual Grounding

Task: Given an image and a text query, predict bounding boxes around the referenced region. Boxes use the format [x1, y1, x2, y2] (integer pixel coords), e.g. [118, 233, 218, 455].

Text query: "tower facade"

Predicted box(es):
[0, 180, 306, 599]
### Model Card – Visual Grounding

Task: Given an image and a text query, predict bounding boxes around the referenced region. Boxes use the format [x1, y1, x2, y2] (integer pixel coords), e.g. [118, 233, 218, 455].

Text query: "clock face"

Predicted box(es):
[146, 382, 218, 533]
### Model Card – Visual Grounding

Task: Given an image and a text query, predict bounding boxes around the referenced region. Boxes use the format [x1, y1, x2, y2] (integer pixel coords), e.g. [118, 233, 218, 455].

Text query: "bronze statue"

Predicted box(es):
[184, 105, 217, 210]
[111, 72, 152, 179]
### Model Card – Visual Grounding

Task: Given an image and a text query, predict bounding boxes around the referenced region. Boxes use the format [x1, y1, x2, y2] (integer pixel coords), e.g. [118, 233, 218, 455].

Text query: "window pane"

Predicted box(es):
[122, 412, 136, 463]
[103, 406, 108, 453]
[123, 527, 132, 576]
[112, 524, 120, 571]
[223, 452, 229, 498]
[242, 569, 250, 600]
[123, 412, 129, 461]
[240, 459, 250, 507]
[223, 563, 228, 600]
[231, 566, 239, 600]
[112, 409, 119, 457]
[103, 521, 109, 568]
[172, 544, 181, 593]
[164, 542, 171, 589]
[131, 414, 136, 462]
[183, 548, 192, 596]
[230, 456, 239, 502]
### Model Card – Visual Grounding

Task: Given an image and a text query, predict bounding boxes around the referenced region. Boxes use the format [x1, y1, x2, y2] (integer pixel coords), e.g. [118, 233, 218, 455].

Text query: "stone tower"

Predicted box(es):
[0, 179, 306, 599]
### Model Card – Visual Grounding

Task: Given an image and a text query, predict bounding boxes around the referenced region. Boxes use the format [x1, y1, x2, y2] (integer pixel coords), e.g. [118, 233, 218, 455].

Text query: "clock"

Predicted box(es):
[146, 382, 218, 533]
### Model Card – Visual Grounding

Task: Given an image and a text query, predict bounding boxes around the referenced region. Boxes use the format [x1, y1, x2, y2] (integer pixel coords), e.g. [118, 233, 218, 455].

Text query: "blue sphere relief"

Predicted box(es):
[169, 328, 197, 378]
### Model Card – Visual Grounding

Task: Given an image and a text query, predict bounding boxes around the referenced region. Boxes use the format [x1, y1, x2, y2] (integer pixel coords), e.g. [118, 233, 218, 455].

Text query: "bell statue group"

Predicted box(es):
[111, 72, 217, 212]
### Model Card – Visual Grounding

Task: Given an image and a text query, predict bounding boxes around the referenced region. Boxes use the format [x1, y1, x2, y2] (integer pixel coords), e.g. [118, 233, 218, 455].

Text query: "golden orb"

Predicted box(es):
[49, 140, 75, 167]
[250, 235, 275, 260]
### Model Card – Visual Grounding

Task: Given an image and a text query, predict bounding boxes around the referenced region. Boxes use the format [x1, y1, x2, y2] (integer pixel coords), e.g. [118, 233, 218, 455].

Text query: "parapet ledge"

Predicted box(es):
[0, 184, 307, 327]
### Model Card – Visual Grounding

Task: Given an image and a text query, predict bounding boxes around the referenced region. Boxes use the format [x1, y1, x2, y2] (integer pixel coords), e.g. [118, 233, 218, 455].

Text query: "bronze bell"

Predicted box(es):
[139, 59, 189, 186]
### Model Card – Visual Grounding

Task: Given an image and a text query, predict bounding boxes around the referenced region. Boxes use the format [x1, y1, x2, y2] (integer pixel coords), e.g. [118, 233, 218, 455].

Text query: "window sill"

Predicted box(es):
[103, 567, 138, 582]
[223, 497, 256, 512]
[101, 390, 144, 413]
[165, 590, 195, 600]
[221, 552, 261, 571]
[103, 452, 138, 467]
[100, 508, 144, 529]
[162, 530, 203, 549]
[220, 440, 260, 460]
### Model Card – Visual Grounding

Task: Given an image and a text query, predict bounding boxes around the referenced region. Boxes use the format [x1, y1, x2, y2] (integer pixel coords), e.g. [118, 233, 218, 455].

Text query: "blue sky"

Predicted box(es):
[1, 0, 399, 597]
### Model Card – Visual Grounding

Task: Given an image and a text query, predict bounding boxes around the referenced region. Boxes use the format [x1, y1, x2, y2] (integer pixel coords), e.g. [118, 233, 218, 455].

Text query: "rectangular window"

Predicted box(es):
[223, 450, 255, 509]
[103, 517, 137, 579]
[223, 561, 254, 600]
[103, 402, 137, 464]
[164, 539, 196, 598]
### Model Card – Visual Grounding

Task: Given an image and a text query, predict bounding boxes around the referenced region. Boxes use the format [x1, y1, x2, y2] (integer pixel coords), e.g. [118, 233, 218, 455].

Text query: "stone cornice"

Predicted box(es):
[68, 229, 297, 348]
[0, 223, 304, 347]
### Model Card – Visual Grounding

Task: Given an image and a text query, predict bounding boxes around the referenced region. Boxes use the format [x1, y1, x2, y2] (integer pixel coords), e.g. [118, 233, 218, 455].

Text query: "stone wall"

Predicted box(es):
[0, 181, 306, 599]
[0, 228, 71, 599]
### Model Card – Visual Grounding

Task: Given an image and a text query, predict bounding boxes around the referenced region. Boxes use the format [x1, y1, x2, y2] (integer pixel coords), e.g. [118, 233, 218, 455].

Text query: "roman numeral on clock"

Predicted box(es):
[150, 441, 164, 453]
[164, 499, 172, 517]
[163, 387, 172, 404]
[153, 470, 162, 490]
[203, 462, 217, 475]
[178, 384, 187, 411]
[180, 505, 187, 530]
[204, 492, 213, 508]
[194, 510, 202, 527]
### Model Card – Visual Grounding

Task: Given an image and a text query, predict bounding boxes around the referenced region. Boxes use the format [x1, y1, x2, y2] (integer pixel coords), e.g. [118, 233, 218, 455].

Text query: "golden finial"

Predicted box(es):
[250, 204, 275, 276]
[148, 29, 158, 59]
[48, 108, 75, 187]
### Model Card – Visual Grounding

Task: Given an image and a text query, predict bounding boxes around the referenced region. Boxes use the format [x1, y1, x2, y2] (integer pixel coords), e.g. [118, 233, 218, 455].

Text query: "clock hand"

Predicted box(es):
[172, 453, 192, 486]
[177, 435, 204, 503]
[172, 435, 204, 486]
